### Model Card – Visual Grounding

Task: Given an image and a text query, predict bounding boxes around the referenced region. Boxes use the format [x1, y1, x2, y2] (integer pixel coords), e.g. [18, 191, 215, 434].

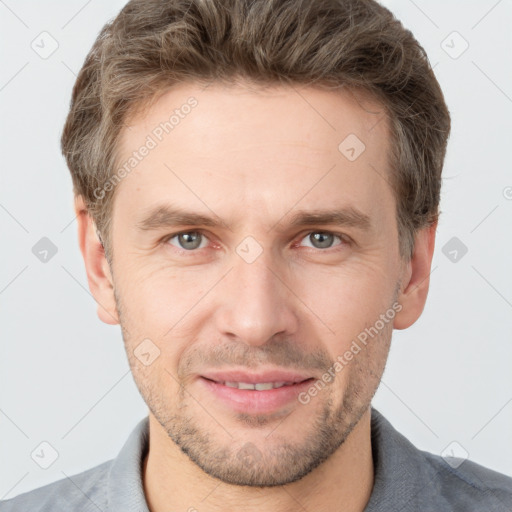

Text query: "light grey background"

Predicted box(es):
[1, 0, 511, 499]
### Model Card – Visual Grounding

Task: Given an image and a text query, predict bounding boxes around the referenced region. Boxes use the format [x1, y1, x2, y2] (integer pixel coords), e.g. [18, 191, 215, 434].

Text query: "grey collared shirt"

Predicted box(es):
[1, 407, 511, 511]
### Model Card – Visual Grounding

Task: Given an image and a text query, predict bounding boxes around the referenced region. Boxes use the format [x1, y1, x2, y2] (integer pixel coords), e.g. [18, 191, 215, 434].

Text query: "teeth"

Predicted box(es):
[255, 382, 274, 390]
[223, 381, 291, 390]
[238, 382, 256, 390]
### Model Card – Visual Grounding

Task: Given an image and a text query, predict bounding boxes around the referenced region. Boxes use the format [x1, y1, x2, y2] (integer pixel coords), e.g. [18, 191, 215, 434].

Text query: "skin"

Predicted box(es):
[75, 81, 436, 512]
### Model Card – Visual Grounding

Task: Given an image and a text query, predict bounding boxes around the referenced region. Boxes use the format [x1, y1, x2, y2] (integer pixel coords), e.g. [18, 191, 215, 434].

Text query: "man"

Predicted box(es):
[2, 0, 511, 511]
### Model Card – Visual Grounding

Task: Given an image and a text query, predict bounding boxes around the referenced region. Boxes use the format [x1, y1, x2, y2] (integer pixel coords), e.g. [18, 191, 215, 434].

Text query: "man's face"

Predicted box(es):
[108, 81, 406, 486]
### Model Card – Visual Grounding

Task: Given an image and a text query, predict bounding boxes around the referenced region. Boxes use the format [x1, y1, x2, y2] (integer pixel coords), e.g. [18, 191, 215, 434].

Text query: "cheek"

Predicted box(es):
[120, 263, 206, 326]
[294, 262, 393, 335]
[117, 268, 213, 374]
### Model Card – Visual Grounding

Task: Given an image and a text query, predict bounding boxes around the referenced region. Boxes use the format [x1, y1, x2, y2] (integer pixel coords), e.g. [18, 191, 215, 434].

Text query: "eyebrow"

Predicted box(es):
[136, 204, 372, 233]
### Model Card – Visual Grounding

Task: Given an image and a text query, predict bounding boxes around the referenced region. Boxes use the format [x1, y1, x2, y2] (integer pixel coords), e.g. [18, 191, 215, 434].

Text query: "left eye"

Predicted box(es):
[167, 231, 209, 251]
[298, 232, 344, 250]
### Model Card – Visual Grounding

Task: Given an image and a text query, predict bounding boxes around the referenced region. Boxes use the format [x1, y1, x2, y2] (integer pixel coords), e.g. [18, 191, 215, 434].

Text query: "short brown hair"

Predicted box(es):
[61, 0, 451, 264]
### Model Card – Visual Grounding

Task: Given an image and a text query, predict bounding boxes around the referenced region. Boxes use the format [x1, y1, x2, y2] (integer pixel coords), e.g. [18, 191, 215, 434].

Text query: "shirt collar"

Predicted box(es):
[364, 407, 439, 511]
[107, 415, 150, 512]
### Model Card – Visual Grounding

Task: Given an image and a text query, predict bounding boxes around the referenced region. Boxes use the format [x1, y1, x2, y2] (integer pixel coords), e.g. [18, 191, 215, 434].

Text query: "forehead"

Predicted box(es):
[113, 81, 394, 231]
[120, 81, 388, 157]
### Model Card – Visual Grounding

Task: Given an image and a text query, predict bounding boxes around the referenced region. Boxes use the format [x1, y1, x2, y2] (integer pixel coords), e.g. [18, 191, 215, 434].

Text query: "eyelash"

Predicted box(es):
[160, 230, 352, 255]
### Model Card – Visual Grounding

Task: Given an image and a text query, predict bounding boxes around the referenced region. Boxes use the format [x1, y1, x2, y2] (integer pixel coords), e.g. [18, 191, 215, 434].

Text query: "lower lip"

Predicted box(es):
[199, 377, 314, 414]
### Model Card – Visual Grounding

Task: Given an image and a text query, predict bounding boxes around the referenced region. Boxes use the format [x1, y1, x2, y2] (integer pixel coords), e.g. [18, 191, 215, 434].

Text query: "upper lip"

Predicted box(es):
[200, 369, 314, 384]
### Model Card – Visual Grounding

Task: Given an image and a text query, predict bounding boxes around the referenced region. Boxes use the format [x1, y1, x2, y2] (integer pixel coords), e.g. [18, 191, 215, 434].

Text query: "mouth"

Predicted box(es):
[198, 371, 316, 414]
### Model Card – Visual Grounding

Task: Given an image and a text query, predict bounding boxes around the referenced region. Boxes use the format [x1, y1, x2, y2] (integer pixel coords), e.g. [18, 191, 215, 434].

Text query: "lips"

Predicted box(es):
[198, 369, 315, 414]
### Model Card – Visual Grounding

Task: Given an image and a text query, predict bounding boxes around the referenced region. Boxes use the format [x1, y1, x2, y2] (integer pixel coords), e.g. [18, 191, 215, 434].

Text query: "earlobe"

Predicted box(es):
[74, 195, 120, 326]
[393, 221, 437, 330]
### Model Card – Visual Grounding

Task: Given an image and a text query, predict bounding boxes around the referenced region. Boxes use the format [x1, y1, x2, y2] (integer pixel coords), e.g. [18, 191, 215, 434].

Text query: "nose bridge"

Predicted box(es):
[216, 239, 298, 346]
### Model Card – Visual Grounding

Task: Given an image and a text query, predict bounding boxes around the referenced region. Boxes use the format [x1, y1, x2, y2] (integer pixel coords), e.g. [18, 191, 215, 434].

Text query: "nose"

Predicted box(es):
[214, 247, 299, 347]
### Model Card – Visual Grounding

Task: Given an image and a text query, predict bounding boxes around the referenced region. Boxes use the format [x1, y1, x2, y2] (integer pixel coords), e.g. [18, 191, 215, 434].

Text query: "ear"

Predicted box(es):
[74, 195, 119, 325]
[393, 220, 437, 330]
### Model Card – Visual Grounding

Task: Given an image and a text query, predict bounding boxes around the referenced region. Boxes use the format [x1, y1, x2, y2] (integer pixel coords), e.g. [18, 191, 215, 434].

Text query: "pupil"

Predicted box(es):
[180, 232, 201, 250]
[312, 232, 333, 248]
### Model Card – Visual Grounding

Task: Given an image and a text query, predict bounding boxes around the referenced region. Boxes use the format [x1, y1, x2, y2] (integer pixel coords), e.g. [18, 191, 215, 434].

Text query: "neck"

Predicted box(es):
[142, 408, 374, 512]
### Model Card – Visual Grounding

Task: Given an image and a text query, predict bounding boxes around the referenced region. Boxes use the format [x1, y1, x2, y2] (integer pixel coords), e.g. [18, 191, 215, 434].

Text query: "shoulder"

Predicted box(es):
[419, 449, 512, 511]
[369, 407, 512, 512]
[0, 459, 112, 512]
